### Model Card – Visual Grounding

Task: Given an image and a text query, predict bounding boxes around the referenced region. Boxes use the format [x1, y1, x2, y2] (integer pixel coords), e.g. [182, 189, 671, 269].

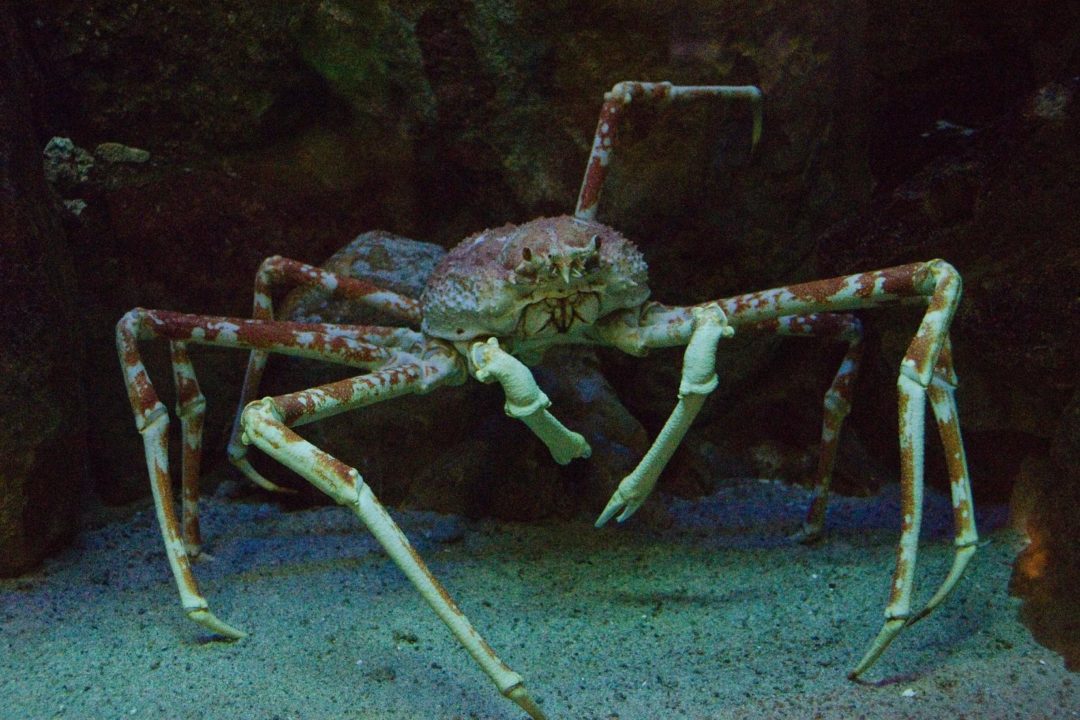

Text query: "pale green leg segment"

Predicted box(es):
[242, 394, 547, 720]
[596, 304, 732, 526]
[468, 337, 592, 464]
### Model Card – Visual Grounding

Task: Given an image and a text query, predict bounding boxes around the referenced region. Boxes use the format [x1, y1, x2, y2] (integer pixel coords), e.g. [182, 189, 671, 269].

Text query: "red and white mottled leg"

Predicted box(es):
[168, 341, 208, 557]
[751, 313, 865, 544]
[594, 259, 975, 676]
[117, 308, 413, 638]
[240, 357, 547, 720]
[850, 334, 978, 676]
[909, 337, 977, 623]
[574, 81, 762, 220]
[227, 256, 422, 489]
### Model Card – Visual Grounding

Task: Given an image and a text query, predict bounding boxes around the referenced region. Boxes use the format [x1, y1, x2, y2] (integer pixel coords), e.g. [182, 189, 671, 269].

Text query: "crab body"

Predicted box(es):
[422, 215, 649, 362]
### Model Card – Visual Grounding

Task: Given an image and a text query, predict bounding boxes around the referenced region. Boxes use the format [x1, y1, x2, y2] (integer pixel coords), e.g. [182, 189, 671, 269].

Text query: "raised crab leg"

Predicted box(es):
[240, 357, 548, 720]
[117, 308, 414, 638]
[596, 303, 732, 526]
[227, 255, 422, 490]
[466, 337, 592, 465]
[575, 80, 763, 220]
[595, 260, 973, 676]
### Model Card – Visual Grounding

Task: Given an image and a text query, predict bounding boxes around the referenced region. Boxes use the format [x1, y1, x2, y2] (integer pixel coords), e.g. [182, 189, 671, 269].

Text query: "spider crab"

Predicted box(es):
[118, 81, 977, 719]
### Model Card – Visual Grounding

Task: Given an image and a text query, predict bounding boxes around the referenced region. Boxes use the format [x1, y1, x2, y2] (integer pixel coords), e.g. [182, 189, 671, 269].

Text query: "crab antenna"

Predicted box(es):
[574, 81, 763, 221]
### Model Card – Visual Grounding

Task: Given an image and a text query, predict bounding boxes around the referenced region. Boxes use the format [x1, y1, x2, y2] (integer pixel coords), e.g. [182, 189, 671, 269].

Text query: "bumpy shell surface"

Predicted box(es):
[421, 215, 650, 341]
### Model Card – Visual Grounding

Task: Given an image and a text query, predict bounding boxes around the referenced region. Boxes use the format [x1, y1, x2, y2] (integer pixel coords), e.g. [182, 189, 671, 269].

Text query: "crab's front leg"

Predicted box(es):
[240, 349, 547, 720]
[596, 304, 732, 526]
[466, 337, 592, 464]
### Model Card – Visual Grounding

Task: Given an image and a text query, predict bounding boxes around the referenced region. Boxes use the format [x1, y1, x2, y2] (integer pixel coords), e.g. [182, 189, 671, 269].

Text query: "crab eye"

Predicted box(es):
[522, 246, 533, 262]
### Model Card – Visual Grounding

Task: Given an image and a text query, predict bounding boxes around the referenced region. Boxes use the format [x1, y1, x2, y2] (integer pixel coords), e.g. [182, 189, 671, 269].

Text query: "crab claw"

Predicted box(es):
[596, 304, 729, 529]
[595, 477, 650, 527]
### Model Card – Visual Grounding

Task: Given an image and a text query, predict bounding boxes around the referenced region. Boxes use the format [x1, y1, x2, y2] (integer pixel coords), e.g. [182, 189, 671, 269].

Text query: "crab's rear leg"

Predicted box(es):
[240, 355, 547, 720]
[117, 309, 402, 638]
[756, 313, 865, 544]
[227, 255, 422, 490]
[169, 341, 209, 557]
[909, 337, 977, 622]
[850, 334, 978, 676]
[845, 264, 974, 677]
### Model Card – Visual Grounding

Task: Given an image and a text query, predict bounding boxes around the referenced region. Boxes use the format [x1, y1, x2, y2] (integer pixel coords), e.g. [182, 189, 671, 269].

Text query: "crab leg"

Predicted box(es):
[240, 360, 547, 720]
[909, 337, 977, 622]
[850, 335, 977, 676]
[750, 314, 865, 543]
[575, 81, 762, 220]
[467, 337, 592, 464]
[228, 255, 422, 488]
[169, 341, 208, 556]
[597, 260, 973, 675]
[596, 304, 731, 526]
[116, 308, 409, 638]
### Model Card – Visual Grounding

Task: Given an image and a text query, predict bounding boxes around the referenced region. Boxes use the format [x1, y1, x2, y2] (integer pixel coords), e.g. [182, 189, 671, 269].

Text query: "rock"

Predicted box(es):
[0, 8, 86, 576]
[1010, 388, 1080, 670]
[6, 0, 1073, 531]
[94, 142, 150, 164]
[42, 136, 93, 187]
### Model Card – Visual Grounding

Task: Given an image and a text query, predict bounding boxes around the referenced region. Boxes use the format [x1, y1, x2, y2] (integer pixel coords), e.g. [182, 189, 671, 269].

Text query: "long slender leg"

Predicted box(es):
[908, 337, 978, 623]
[118, 315, 246, 638]
[748, 314, 866, 544]
[169, 341, 207, 557]
[466, 337, 592, 464]
[596, 304, 732, 526]
[848, 264, 964, 678]
[117, 308, 415, 637]
[575, 81, 762, 220]
[228, 256, 422, 488]
[240, 361, 545, 720]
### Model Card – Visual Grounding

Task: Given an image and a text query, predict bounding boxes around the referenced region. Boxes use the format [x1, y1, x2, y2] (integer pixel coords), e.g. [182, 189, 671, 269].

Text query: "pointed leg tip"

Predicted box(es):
[850, 617, 908, 679]
[789, 524, 824, 545]
[187, 608, 247, 640]
[505, 684, 546, 720]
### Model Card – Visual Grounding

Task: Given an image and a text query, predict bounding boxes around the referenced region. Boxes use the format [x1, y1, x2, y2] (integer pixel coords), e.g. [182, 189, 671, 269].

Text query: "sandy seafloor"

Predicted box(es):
[1, 478, 1076, 720]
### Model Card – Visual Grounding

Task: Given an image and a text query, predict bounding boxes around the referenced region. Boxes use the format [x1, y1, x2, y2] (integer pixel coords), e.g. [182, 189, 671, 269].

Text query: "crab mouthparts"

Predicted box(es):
[519, 292, 601, 336]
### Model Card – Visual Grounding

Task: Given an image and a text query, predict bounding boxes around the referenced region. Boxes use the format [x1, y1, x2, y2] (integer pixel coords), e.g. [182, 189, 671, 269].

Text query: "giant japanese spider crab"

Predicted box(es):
[118, 81, 977, 719]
